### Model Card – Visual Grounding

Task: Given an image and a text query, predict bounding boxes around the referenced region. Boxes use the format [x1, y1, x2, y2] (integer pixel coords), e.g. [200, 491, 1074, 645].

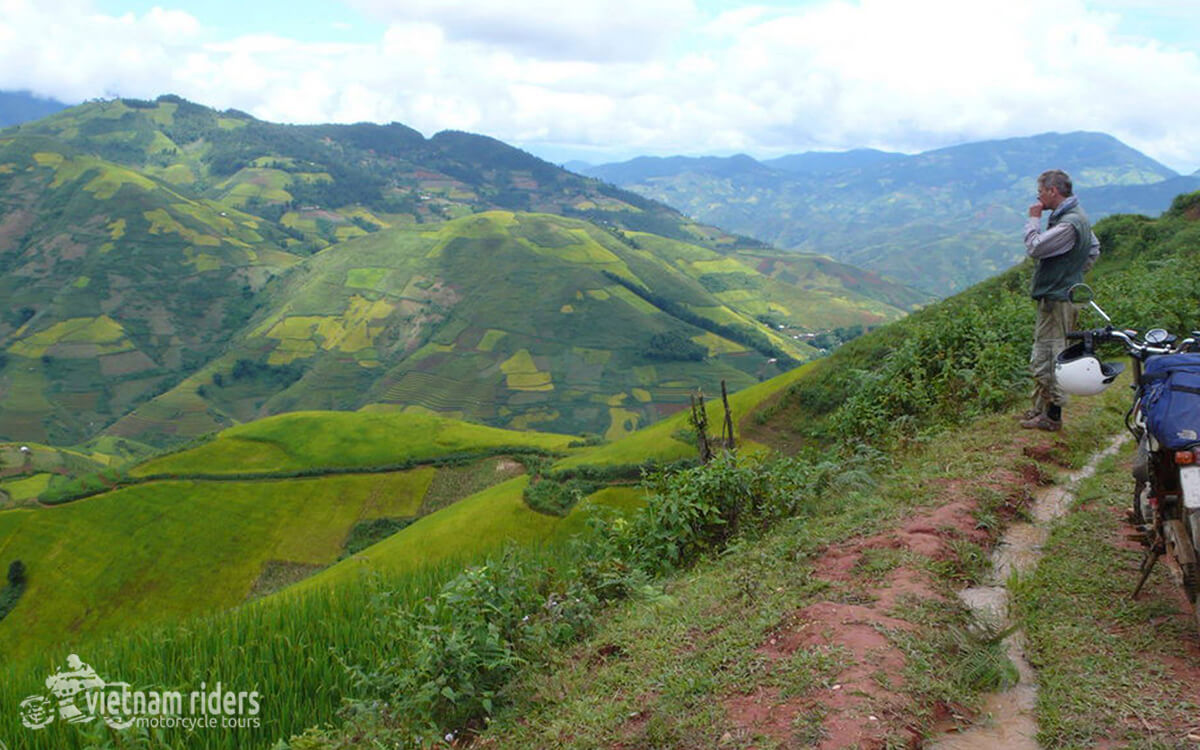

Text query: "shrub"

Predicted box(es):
[341, 517, 415, 558]
[523, 477, 598, 516]
[624, 455, 769, 574]
[644, 331, 707, 362]
[344, 549, 602, 745]
[7, 560, 25, 586]
[0, 560, 27, 622]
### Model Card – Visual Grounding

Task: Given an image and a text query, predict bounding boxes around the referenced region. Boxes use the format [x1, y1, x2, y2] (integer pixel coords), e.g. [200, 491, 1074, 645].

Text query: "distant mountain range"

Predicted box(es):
[0, 94, 923, 447]
[0, 90, 70, 128]
[573, 133, 1200, 294]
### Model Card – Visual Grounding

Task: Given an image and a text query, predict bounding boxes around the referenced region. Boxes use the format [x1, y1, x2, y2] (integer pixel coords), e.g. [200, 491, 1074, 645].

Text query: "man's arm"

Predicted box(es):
[1082, 231, 1100, 272]
[1024, 217, 1077, 259]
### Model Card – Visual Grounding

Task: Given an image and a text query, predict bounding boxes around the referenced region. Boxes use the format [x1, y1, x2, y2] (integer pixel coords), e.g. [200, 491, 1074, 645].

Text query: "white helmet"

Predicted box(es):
[1055, 341, 1125, 396]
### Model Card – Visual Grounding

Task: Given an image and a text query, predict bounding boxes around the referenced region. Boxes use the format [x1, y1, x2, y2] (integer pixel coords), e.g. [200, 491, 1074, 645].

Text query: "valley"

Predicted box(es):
[578, 132, 1200, 295]
[3, 91, 1200, 749]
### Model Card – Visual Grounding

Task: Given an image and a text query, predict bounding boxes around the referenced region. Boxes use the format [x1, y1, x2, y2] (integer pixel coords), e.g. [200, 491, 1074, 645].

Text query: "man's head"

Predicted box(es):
[1037, 169, 1073, 209]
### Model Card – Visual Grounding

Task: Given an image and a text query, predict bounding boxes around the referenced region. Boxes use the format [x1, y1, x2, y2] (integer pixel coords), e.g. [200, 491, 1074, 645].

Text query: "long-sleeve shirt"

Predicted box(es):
[1024, 216, 1101, 270]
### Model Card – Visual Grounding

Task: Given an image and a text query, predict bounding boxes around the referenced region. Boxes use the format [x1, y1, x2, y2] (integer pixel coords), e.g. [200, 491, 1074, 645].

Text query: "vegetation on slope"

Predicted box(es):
[272, 192, 1200, 747]
[106, 209, 888, 444]
[1, 96, 922, 449]
[0, 410, 586, 660]
[0, 194, 1197, 748]
[0, 134, 300, 445]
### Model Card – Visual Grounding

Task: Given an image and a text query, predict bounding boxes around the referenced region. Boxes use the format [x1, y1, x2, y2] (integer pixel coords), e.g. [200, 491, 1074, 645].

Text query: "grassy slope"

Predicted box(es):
[3, 96, 922, 451]
[131, 409, 577, 477]
[0, 470, 435, 657]
[475, 385, 1126, 748]
[0, 411, 576, 657]
[286, 367, 812, 589]
[0, 360, 804, 662]
[110, 210, 842, 445]
[0, 133, 300, 445]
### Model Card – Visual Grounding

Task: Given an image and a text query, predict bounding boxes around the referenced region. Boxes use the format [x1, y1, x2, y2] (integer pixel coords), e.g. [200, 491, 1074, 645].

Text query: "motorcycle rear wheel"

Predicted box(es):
[1132, 479, 1147, 527]
[1167, 518, 1199, 602]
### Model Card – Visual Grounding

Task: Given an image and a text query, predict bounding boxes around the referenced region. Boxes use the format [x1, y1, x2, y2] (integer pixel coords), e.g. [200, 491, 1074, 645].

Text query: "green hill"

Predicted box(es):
[0, 133, 301, 445]
[130, 409, 577, 477]
[0, 97, 924, 448]
[0, 410, 581, 656]
[5, 194, 918, 445]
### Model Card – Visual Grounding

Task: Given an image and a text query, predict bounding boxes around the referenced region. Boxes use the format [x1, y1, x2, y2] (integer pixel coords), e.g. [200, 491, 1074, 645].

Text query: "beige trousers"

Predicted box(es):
[1030, 298, 1077, 413]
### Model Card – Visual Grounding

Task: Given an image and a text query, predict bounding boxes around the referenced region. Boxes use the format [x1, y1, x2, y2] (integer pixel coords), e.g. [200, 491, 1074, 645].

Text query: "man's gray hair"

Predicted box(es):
[1038, 169, 1074, 197]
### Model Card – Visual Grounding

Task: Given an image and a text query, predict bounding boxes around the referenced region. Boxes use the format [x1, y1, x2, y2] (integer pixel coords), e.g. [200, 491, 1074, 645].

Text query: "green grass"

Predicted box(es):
[479, 402, 1092, 748]
[131, 409, 577, 477]
[0, 491, 647, 749]
[0, 472, 51, 503]
[1011, 444, 1200, 747]
[0, 469, 434, 656]
[292, 478, 644, 593]
[0, 558, 457, 750]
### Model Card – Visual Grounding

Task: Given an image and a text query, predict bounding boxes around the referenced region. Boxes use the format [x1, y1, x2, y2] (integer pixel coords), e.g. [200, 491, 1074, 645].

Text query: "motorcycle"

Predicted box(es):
[1055, 284, 1200, 633]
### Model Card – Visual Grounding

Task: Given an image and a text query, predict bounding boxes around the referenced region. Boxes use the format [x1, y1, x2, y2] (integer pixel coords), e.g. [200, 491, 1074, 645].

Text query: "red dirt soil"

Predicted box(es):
[717, 444, 1044, 749]
[716, 436, 1200, 749]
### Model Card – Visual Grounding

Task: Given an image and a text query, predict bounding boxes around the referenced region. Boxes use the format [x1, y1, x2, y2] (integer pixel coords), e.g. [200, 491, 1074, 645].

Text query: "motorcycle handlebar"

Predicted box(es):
[1066, 327, 1174, 357]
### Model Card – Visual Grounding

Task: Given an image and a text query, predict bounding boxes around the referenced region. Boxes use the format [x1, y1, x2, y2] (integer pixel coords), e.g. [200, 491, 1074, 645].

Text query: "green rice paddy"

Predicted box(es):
[132, 410, 577, 477]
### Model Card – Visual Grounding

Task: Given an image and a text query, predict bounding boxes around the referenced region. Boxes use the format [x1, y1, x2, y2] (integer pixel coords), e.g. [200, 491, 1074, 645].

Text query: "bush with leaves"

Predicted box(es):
[523, 477, 598, 516]
[335, 547, 619, 746]
[0, 560, 26, 622]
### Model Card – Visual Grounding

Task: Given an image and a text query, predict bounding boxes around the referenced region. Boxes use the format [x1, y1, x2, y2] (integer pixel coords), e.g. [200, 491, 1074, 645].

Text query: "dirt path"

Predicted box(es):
[715, 430, 1200, 749]
[719, 436, 1050, 748]
[928, 435, 1126, 750]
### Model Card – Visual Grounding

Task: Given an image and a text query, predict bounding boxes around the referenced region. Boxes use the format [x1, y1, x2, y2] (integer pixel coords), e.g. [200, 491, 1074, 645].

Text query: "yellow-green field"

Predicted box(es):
[132, 409, 578, 477]
[0, 469, 432, 656]
[295, 478, 646, 592]
[0, 361, 806, 665]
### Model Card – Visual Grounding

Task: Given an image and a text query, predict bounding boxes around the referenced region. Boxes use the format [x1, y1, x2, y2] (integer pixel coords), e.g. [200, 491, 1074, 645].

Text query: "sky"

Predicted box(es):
[2, 0, 1199, 172]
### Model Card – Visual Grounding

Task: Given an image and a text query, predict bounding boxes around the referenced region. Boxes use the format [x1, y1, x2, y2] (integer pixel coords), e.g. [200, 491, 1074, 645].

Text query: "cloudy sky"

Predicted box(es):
[2, 0, 1199, 171]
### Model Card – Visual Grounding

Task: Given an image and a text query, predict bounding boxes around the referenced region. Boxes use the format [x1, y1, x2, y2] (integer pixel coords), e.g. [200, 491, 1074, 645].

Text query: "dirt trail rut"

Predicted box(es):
[928, 435, 1127, 750]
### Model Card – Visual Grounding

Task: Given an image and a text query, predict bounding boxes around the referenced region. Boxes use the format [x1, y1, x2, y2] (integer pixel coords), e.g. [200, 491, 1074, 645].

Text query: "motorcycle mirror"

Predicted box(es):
[1067, 283, 1111, 323]
[1067, 283, 1093, 304]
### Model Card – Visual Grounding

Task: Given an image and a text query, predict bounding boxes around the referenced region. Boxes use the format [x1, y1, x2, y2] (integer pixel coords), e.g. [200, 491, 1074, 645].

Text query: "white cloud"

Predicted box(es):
[344, 0, 698, 61]
[2, 0, 1199, 172]
[0, 0, 202, 101]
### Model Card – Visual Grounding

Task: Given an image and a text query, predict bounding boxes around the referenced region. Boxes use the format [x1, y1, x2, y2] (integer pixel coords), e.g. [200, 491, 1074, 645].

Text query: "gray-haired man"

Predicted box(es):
[1021, 169, 1100, 431]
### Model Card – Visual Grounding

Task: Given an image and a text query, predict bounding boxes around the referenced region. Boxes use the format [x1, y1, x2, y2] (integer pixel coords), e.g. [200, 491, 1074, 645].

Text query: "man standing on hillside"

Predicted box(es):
[1021, 169, 1101, 431]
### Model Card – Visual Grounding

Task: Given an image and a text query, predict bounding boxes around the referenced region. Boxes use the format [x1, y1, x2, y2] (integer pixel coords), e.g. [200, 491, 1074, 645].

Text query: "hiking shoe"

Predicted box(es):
[1020, 413, 1061, 432]
[1016, 407, 1042, 421]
